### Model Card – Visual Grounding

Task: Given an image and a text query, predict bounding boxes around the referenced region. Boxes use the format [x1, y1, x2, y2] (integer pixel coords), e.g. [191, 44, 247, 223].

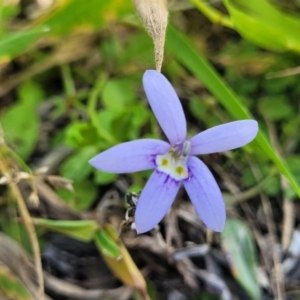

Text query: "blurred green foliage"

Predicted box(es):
[2, 81, 44, 160]
[223, 0, 300, 52]
[0, 266, 32, 300]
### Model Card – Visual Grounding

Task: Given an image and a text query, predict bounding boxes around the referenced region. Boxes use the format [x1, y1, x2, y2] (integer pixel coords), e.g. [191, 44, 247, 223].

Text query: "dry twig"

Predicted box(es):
[0, 145, 45, 299]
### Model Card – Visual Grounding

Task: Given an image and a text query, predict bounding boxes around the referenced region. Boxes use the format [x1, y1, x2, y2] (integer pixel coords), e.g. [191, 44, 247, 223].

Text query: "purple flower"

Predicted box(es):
[89, 70, 258, 234]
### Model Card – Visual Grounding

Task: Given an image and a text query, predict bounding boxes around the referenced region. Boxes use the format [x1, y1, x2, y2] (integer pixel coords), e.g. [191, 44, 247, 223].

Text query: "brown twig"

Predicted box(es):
[260, 192, 285, 300]
[266, 65, 300, 79]
[264, 118, 295, 251]
[248, 117, 287, 300]
[0, 146, 44, 299]
[44, 272, 132, 300]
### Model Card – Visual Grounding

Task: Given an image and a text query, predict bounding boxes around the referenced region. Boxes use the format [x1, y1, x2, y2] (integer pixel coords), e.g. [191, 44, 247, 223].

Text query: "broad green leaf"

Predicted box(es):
[56, 180, 97, 211]
[127, 104, 150, 140]
[111, 111, 134, 141]
[0, 26, 49, 61]
[0, 4, 20, 35]
[60, 146, 98, 181]
[1, 80, 44, 160]
[1, 4, 19, 19]
[110, 104, 150, 141]
[223, 0, 300, 53]
[102, 80, 135, 111]
[130, 104, 150, 127]
[258, 95, 293, 121]
[0, 265, 33, 300]
[94, 229, 121, 259]
[96, 225, 148, 298]
[222, 219, 261, 300]
[32, 218, 97, 242]
[72, 180, 97, 210]
[64, 122, 99, 148]
[94, 170, 117, 185]
[94, 110, 118, 145]
[166, 25, 300, 198]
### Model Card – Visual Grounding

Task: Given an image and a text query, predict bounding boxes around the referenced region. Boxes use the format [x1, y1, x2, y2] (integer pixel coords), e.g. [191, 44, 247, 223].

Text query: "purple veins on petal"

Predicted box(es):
[135, 171, 181, 234]
[89, 139, 170, 173]
[183, 156, 225, 232]
[189, 120, 258, 155]
[143, 70, 187, 145]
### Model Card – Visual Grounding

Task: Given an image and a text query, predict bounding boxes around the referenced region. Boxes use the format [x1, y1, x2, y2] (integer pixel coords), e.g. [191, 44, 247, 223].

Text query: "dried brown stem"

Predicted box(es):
[0, 147, 44, 299]
[132, 0, 168, 71]
[44, 273, 132, 300]
[247, 129, 286, 300]
[264, 118, 295, 251]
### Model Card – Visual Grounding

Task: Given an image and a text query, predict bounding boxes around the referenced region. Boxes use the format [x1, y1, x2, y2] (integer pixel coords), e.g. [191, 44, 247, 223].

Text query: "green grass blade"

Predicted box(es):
[223, 0, 300, 53]
[0, 26, 49, 60]
[166, 25, 300, 198]
[190, 0, 234, 29]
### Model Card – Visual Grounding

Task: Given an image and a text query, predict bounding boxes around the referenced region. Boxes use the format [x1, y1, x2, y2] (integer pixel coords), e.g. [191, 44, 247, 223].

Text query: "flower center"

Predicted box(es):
[155, 141, 191, 181]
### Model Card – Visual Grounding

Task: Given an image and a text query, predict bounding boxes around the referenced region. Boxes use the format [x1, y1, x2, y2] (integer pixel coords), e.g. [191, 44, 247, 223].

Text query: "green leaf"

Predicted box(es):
[0, 4, 20, 31]
[56, 180, 98, 211]
[60, 146, 98, 181]
[102, 80, 135, 111]
[0, 266, 32, 300]
[190, 0, 233, 29]
[36, 0, 132, 35]
[241, 164, 280, 196]
[94, 110, 118, 144]
[0, 0, 132, 62]
[64, 122, 99, 148]
[128, 103, 150, 128]
[94, 229, 121, 258]
[95, 225, 148, 297]
[258, 95, 293, 121]
[188, 97, 208, 120]
[286, 156, 300, 183]
[128, 104, 150, 140]
[73, 180, 97, 210]
[117, 32, 153, 68]
[94, 170, 117, 185]
[222, 219, 261, 300]
[111, 111, 134, 141]
[32, 218, 98, 242]
[0, 26, 49, 61]
[263, 176, 280, 196]
[110, 104, 150, 141]
[1, 80, 44, 160]
[166, 25, 300, 198]
[223, 0, 300, 53]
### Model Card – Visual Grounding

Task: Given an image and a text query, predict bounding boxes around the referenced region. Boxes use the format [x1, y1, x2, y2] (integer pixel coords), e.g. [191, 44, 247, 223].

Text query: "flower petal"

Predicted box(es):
[183, 156, 225, 232]
[190, 120, 258, 155]
[135, 171, 181, 234]
[143, 70, 187, 145]
[89, 139, 170, 173]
